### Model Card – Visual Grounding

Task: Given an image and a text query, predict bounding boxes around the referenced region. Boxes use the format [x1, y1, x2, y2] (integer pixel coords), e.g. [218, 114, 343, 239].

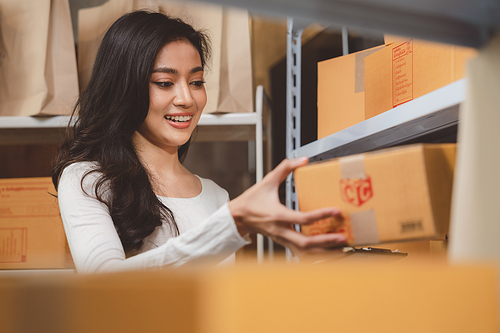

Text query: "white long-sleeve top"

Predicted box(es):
[57, 162, 250, 273]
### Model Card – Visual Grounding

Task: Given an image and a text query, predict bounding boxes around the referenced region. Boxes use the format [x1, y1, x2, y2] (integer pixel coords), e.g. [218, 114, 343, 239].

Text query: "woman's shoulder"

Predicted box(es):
[197, 176, 229, 202]
[59, 161, 102, 192]
[64, 161, 98, 172]
[61, 161, 100, 180]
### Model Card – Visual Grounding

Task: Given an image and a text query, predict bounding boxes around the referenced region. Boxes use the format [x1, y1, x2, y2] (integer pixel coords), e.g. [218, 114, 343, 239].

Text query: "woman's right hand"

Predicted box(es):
[228, 157, 347, 256]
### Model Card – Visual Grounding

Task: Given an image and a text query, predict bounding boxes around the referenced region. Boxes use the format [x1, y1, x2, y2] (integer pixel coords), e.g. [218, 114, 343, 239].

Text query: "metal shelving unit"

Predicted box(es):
[236, 0, 500, 261]
[0, 104, 263, 145]
[291, 79, 465, 162]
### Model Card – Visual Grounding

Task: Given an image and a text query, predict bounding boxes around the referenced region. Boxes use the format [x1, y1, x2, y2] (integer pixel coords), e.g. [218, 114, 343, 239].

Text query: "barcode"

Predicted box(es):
[400, 220, 423, 233]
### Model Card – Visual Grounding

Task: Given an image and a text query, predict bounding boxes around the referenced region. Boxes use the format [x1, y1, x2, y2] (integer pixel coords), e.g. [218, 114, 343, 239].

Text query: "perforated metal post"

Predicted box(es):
[286, 18, 304, 261]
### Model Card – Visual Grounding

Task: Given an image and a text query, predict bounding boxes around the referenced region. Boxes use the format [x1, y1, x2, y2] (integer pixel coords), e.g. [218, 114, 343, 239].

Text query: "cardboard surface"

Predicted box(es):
[0, 177, 73, 269]
[0, 262, 498, 332]
[317, 45, 384, 139]
[364, 37, 477, 118]
[294, 144, 456, 246]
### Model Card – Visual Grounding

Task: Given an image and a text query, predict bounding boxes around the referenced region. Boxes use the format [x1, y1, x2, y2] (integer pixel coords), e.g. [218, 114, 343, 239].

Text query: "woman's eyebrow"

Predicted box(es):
[152, 66, 203, 74]
[190, 66, 203, 74]
[152, 67, 177, 74]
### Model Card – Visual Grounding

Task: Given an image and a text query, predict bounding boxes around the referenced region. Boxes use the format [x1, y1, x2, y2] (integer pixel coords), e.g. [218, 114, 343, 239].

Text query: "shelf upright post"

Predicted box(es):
[255, 85, 265, 263]
[341, 26, 349, 55]
[286, 18, 305, 261]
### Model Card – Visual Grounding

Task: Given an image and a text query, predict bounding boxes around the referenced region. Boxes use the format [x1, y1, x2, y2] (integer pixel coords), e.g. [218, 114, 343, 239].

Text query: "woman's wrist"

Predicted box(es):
[228, 199, 250, 237]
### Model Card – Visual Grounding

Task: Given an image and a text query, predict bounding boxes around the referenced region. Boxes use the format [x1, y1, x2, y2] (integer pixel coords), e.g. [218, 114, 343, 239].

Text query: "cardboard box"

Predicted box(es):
[294, 143, 456, 246]
[0, 177, 73, 269]
[0, 262, 498, 332]
[317, 45, 384, 139]
[364, 36, 477, 118]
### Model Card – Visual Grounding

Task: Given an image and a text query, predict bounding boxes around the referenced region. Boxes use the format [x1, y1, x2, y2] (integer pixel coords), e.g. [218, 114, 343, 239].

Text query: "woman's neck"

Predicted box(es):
[132, 131, 185, 176]
[131, 131, 199, 198]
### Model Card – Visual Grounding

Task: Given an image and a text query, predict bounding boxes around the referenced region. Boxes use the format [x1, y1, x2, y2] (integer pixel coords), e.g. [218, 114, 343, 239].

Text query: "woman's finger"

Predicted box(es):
[275, 205, 342, 226]
[272, 226, 347, 250]
[265, 157, 309, 186]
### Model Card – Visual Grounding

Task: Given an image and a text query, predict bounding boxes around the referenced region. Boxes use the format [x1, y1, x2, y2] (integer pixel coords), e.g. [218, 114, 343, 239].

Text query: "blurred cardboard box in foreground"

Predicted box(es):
[0, 262, 498, 332]
[0, 177, 73, 269]
[295, 143, 456, 246]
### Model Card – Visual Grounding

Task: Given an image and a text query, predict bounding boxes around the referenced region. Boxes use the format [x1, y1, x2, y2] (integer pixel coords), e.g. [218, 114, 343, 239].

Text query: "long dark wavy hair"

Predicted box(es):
[52, 10, 211, 255]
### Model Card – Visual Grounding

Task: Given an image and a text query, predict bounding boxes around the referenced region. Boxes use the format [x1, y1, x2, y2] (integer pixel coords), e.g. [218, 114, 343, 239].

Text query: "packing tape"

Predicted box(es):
[354, 47, 383, 93]
[350, 210, 380, 245]
[340, 154, 366, 179]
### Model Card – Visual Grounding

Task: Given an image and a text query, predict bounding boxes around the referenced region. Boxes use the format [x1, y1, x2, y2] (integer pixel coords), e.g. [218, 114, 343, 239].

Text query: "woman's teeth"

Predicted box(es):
[165, 115, 193, 123]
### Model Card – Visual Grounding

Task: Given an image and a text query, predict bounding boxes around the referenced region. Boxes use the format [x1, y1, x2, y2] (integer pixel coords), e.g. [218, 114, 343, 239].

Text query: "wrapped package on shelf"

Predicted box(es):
[78, 0, 253, 114]
[294, 143, 456, 246]
[0, 0, 79, 116]
[0, 177, 74, 269]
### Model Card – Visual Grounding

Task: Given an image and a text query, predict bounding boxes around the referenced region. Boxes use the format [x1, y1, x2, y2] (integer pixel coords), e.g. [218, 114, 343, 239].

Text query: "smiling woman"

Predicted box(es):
[134, 39, 206, 154]
[52, 10, 346, 273]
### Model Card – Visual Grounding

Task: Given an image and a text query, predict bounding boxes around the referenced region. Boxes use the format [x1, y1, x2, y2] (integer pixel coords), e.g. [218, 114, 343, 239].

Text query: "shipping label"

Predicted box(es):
[340, 176, 373, 207]
[0, 182, 59, 218]
[392, 40, 413, 107]
[0, 227, 27, 263]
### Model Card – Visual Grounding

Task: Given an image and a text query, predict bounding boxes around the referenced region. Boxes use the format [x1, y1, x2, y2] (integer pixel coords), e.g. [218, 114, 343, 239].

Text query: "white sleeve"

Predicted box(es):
[58, 163, 251, 273]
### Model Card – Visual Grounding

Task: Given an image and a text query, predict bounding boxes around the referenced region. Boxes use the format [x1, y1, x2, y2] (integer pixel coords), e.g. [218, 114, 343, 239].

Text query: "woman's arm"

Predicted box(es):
[58, 163, 248, 273]
[59, 158, 346, 273]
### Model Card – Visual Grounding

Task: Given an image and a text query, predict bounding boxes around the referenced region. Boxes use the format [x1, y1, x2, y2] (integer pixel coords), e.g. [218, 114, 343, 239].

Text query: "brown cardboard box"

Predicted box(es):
[364, 36, 477, 118]
[0, 262, 498, 332]
[317, 45, 384, 139]
[294, 143, 456, 246]
[0, 177, 73, 269]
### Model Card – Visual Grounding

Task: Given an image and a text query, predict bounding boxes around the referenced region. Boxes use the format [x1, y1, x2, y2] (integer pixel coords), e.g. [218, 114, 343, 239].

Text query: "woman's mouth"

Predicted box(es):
[164, 114, 195, 129]
[164, 115, 193, 123]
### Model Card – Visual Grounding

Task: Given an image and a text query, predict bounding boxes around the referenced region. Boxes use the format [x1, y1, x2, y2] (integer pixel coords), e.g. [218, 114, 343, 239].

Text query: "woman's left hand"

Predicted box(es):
[228, 157, 347, 256]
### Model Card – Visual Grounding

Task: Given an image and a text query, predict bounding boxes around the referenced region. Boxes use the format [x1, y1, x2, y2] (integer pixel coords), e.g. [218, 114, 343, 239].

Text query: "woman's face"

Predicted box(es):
[134, 39, 206, 153]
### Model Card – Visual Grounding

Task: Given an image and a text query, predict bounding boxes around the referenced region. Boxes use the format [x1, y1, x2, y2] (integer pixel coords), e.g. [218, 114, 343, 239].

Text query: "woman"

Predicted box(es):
[53, 10, 346, 273]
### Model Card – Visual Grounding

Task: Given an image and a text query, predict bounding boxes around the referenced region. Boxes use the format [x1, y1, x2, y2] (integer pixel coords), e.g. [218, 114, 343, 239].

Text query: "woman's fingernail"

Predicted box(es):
[298, 156, 308, 163]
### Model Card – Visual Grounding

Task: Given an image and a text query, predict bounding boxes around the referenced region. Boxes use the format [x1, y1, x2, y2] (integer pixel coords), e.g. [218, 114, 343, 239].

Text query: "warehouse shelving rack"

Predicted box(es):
[198, 0, 500, 261]
[194, 0, 499, 260]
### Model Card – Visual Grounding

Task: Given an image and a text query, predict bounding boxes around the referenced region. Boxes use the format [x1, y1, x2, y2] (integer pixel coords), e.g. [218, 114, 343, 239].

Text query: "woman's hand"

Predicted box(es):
[228, 157, 347, 255]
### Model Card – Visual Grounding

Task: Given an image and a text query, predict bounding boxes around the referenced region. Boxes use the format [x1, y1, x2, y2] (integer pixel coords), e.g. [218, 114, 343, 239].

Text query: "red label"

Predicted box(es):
[0, 227, 28, 263]
[340, 177, 373, 207]
[392, 40, 413, 107]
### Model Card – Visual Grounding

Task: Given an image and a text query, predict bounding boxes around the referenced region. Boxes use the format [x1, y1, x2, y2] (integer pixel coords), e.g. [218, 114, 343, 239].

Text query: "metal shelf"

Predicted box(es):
[0, 269, 75, 276]
[201, 0, 500, 48]
[0, 112, 261, 145]
[289, 78, 465, 161]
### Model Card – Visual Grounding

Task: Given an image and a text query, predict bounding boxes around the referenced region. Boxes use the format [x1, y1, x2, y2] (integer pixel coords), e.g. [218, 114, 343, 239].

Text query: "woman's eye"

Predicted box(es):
[154, 81, 173, 88]
[191, 80, 205, 88]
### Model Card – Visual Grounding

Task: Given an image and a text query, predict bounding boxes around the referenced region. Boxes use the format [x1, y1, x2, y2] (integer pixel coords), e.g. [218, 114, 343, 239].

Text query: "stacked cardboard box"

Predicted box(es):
[0, 177, 73, 269]
[317, 36, 476, 139]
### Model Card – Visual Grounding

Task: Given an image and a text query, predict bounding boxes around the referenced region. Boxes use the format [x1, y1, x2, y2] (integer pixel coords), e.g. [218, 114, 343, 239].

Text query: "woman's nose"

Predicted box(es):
[173, 82, 195, 108]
